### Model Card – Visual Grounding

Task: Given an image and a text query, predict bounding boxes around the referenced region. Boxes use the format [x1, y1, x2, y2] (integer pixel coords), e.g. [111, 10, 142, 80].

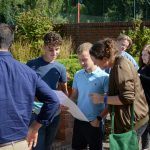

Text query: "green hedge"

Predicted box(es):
[58, 56, 139, 86]
[58, 57, 81, 86]
[124, 20, 150, 57]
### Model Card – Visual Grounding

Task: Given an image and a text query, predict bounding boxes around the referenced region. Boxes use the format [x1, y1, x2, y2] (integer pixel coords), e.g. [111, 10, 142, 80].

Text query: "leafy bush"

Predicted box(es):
[11, 37, 75, 63]
[124, 20, 150, 57]
[15, 9, 53, 42]
[10, 40, 43, 63]
[58, 56, 81, 86]
[58, 36, 75, 59]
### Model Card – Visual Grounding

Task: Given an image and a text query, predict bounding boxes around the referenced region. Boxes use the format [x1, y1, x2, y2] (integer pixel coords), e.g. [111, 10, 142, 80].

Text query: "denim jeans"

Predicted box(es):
[30, 113, 60, 150]
[141, 119, 150, 149]
[136, 122, 148, 142]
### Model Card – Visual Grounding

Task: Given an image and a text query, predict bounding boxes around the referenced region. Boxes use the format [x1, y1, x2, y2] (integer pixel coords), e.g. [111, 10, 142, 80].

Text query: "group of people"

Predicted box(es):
[0, 23, 149, 150]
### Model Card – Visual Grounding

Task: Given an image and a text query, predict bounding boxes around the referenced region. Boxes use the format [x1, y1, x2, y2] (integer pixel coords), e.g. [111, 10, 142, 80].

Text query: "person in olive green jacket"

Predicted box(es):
[89, 38, 149, 141]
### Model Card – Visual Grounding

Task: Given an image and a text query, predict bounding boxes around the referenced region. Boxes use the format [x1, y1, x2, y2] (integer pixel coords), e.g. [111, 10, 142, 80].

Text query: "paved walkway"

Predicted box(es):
[51, 140, 109, 150]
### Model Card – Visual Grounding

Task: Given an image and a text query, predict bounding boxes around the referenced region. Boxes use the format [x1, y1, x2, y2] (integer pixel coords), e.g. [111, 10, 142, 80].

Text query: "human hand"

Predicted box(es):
[60, 104, 69, 112]
[26, 127, 38, 150]
[90, 119, 100, 127]
[90, 93, 103, 104]
[26, 121, 41, 150]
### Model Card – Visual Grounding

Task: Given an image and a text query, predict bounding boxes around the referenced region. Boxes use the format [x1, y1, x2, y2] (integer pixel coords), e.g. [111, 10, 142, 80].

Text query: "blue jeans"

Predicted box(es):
[30, 113, 60, 150]
[136, 122, 148, 142]
[141, 119, 150, 149]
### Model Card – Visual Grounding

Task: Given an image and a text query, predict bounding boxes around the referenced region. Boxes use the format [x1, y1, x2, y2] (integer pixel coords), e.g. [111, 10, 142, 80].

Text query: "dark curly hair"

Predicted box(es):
[43, 32, 62, 46]
[90, 38, 119, 60]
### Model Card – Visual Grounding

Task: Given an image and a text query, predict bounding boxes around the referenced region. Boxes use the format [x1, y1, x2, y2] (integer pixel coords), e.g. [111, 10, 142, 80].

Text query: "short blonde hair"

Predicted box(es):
[117, 34, 132, 49]
[77, 42, 93, 55]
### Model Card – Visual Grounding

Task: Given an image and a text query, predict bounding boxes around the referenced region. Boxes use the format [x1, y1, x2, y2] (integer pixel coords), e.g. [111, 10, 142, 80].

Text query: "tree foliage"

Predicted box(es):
[0, 0, 25, 23]
[15, 9, 53, 42]
[125, 20, 150, 57]
[1, 0, 150, 23]
[79, 0, 150, 21]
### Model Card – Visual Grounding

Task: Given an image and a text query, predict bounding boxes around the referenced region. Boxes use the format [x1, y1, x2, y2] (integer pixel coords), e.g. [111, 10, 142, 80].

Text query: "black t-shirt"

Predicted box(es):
[138, 65, 150, 106]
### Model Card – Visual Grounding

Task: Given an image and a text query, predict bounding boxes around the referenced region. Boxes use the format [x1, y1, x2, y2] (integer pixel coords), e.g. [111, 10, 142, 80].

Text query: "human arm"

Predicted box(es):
[26, 76, 59, 148]
[35, 76, 60, 125]
[58, 65, 68, 95]
[69, 73, 78, 102]
[26, 121, 42, 150]
[69, 88, 78, 102]
[91, 59, 135, 105]
[90, 73, 110, 127]
[57, 82, 68, 96]
[57, 65, 69, 111]
[90, 107, 109, 127]
[90, 93, 123, 105]
[60, 70, 78, 111]
[116, 60, 136, 104]
[58, 82, 69, 111]
[26, 61, 59, 123]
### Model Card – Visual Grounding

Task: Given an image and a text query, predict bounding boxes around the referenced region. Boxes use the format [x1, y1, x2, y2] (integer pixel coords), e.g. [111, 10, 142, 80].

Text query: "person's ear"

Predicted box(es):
[103, 57, 109, 63]
[102, 57, 110, 67]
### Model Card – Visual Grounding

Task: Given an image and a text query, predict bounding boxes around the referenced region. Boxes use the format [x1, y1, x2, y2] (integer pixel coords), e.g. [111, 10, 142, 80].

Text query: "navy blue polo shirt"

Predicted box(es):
[0, 51, 59, 144]
[27, 57, 67, 115]
[27, 57, 67, 89]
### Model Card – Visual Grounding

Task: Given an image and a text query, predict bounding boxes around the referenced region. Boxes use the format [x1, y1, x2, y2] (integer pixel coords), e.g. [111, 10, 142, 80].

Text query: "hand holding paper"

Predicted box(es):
[60, 104, 69, 112]
[54, 90, 89, 122]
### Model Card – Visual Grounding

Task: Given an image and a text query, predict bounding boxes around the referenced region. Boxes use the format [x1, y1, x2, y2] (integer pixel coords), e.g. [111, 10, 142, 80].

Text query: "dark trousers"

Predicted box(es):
[72, 119, 103, 150]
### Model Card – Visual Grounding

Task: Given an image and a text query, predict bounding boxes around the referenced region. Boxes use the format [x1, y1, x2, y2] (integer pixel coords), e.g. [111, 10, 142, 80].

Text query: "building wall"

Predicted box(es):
[62, 21, 150, 48]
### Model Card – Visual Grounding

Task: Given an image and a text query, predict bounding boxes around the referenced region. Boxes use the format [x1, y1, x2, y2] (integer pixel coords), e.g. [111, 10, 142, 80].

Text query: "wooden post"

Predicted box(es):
[77, 0, 80, 23]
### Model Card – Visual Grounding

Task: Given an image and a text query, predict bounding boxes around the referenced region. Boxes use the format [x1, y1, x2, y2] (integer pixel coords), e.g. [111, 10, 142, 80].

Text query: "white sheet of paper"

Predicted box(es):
[54, 90, 89, 122]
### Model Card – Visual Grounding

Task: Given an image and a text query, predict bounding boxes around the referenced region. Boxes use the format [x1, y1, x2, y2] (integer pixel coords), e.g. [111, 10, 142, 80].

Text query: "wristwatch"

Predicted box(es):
[97, 116, 102, 121]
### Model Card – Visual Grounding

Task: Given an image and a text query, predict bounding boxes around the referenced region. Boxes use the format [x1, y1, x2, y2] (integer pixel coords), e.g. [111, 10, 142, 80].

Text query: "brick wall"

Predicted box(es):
[62, 21, 150, 48]
[52, 112, 74, 150]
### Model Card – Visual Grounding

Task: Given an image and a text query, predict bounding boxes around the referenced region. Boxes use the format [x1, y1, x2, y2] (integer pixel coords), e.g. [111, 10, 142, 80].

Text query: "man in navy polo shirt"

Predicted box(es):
[27, 32, 68, 150]
[0, 24, 59, 150]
